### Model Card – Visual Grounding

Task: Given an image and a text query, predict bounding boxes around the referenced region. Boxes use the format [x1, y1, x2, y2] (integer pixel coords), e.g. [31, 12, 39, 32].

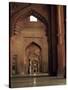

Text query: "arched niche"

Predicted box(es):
[25, 42, 42, 74]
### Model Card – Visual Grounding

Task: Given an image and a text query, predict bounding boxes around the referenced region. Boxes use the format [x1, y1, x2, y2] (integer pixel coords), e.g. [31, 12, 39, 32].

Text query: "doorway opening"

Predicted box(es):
[26, 42, 41, 74]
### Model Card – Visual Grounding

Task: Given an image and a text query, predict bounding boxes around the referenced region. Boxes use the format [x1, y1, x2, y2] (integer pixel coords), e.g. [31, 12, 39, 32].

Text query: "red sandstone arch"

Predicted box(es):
[10, 6, 49, 36]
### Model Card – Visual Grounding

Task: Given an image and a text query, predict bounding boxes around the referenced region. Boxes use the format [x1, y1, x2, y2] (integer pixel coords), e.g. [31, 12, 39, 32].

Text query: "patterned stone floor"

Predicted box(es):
[10, 74, 66, 88]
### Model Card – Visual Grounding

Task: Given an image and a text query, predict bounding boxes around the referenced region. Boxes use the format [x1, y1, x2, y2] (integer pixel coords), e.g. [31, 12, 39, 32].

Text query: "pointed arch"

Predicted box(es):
[25, 41, 41, 51]
[25, 41, 42, 74]
[11, 7, 49, 36]
[15, 9, 48, 26]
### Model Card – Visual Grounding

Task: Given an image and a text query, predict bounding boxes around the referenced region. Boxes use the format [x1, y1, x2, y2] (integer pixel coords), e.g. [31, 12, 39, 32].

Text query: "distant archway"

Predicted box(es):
[25, 42, 41, 74]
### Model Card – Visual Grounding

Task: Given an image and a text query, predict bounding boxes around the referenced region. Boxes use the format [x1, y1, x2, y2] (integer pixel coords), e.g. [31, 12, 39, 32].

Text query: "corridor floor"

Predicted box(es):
[11, 74, 66, 88]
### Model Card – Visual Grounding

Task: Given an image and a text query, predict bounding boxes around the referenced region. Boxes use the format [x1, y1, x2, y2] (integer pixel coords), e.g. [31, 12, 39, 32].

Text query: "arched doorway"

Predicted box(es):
[26, 42, 41, 74]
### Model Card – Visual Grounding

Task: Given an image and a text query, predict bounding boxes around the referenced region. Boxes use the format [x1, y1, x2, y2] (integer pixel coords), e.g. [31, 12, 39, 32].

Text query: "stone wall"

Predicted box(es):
[10, 16, 48, 75]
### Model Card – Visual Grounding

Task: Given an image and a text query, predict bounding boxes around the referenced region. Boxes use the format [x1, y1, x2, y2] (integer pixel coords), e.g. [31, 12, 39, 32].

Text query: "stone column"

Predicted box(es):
[57, 6, 65, 75]
[48, 6, 58, 76]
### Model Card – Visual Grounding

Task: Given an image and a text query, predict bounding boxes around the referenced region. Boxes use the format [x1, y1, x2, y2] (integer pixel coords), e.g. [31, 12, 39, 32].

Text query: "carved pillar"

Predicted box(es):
[57, 6, 65, 75]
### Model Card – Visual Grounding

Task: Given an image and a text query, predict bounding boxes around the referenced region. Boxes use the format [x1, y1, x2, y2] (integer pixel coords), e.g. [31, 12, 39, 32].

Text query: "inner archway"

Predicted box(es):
[26, 42, 41, 74]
